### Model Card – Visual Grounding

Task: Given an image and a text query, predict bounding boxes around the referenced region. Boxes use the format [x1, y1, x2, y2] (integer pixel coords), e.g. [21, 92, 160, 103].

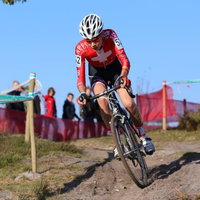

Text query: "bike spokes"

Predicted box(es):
[111, 116, 148, 188]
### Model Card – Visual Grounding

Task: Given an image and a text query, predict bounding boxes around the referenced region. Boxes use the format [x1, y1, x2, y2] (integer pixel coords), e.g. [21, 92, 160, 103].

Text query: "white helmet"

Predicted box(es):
[79, 14, 103, 40]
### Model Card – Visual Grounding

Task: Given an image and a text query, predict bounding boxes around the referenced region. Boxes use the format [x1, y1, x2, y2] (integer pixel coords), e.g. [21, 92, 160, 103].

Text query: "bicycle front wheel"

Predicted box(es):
[111, 115, 148, 188]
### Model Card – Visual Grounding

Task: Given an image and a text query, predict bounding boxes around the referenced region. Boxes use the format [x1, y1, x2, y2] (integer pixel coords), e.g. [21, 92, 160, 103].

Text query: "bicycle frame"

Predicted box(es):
[90, 84, 141, 147]
[107, 89, 144, 152]
[90, 84, 133, 118]
[90, 83, 149, 188]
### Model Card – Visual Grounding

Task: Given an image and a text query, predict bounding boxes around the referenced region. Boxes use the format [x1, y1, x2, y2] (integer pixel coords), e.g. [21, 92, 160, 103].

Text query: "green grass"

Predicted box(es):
[146, 129, 200, 142]
[0, 133, 84, 199]
[0, 134, 83, 173]
[75, 129, 200, 146]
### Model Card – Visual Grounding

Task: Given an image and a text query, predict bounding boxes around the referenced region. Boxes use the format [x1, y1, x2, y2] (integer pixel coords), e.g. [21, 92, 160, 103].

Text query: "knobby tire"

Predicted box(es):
[111, 115, 148, 188]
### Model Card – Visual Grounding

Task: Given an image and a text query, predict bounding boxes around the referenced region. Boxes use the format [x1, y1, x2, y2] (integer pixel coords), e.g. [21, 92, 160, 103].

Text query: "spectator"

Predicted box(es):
[34, 91, 47, 115]
[62, 93, 80, 121]
[44, 87, 57, 117]
[80, 86, 96, 122]
[7, 80, 25, 112]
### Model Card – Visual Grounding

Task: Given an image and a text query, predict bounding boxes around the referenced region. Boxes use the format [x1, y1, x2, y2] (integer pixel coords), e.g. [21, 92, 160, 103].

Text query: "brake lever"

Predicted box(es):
[125, 86, 135, 98]
[120, 78, 135, 98]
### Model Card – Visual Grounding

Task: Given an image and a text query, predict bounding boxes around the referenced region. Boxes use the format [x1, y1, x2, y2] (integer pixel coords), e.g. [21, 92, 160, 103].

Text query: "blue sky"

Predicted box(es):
[0, 0, 200, 118]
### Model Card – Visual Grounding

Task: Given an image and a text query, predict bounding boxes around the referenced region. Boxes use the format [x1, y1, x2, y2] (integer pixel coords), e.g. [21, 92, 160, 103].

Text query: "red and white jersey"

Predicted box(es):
[75, 29, 130, 87]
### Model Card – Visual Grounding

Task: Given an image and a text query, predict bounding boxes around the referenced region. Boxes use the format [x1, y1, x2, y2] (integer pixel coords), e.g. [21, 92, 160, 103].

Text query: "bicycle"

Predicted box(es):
[88, 80, 149, 188]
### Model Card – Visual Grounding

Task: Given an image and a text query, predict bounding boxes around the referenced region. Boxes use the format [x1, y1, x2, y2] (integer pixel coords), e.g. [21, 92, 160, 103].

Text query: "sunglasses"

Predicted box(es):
[86, 35, 101, 44]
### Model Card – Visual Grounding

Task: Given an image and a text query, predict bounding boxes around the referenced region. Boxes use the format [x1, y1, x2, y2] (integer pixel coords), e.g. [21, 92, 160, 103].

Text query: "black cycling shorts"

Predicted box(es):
[88, 57, 122, 88]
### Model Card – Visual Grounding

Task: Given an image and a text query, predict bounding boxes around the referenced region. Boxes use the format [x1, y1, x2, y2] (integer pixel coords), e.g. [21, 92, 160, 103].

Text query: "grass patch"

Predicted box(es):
[0, 134, 83, 169]
[0, 133, 84, 199]
[146, 129, 200, 142]
[74, 130, 200, 145]
[72, 129, 200, 147]
[32, 178, 51, 200]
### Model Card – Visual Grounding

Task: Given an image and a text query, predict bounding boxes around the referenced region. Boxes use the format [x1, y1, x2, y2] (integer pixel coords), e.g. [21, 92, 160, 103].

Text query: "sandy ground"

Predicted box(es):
[1, 140, 200, 200]
[56, 140, 200, 200]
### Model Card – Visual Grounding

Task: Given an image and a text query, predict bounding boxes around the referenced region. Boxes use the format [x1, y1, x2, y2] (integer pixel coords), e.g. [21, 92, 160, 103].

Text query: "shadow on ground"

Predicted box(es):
[149, 152, 200, 182]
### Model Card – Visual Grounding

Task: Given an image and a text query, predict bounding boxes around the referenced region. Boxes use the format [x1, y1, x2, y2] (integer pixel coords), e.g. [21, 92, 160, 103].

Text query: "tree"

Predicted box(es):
[2, 0, 26, 5]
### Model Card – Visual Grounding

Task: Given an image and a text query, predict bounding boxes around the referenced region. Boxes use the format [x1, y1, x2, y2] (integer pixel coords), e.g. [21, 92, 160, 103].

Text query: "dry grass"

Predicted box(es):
[0, 134, 84, 199]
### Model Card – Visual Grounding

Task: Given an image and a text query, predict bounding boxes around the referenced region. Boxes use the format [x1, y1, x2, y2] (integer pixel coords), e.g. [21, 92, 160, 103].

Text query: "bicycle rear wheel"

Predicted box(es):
[111, 115, 148, 188]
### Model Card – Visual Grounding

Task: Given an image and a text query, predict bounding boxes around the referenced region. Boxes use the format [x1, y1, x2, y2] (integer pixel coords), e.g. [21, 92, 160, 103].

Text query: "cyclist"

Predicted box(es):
[76, 14, 155, 156]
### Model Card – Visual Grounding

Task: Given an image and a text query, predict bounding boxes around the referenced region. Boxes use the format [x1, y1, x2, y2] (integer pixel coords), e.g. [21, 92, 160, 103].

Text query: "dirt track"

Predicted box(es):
[56, 140, 200, 200]
[1, 140, 200, 200]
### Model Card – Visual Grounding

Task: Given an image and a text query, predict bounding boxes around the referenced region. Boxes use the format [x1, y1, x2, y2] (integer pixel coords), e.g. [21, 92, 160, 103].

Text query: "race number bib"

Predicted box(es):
[114, 38, 123, 49]
[76, 55, 81, 67]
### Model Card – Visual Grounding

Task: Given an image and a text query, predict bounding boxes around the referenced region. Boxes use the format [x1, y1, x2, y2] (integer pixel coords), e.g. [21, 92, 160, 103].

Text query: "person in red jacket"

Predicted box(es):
[44, 87, 57, 117]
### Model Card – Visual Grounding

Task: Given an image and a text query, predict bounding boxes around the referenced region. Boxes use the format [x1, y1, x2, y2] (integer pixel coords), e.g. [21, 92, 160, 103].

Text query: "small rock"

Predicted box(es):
[14, 171, 42, 181]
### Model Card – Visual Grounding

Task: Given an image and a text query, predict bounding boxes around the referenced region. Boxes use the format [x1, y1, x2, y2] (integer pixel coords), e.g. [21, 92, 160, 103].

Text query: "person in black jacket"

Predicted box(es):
[33, 91, 47, 115]
[62, 93, 80, 121]
[7, 81, 25, 112]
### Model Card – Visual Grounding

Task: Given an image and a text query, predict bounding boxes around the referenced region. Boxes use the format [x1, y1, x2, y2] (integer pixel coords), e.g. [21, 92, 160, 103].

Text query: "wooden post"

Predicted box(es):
[27, 72, 37, 173]
[162, 81, 167, 131]
[25, 73, 36, 142]
[25, 103, 30, 142]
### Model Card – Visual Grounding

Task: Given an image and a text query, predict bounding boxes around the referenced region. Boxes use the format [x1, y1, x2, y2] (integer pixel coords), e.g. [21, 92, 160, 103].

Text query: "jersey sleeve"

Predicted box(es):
[75, 43, 86, 88]
[111, 30, 130, 72]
